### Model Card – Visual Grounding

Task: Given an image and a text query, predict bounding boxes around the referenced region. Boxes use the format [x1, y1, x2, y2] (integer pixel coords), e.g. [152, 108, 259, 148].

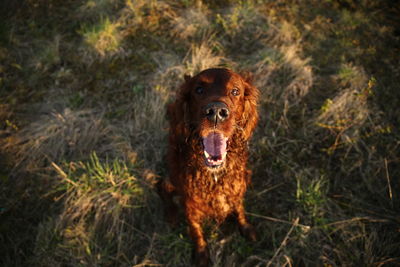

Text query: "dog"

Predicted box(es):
[158, 68, 259, 266]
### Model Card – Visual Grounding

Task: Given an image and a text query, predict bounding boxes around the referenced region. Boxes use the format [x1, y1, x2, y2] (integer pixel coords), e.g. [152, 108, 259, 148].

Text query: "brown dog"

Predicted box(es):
[158, 68, 259, 266]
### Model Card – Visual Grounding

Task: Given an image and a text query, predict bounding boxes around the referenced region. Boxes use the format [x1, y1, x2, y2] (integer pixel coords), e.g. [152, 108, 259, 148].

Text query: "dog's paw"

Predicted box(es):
[239, 223, 257, 242]
[193, 247, 210, 267]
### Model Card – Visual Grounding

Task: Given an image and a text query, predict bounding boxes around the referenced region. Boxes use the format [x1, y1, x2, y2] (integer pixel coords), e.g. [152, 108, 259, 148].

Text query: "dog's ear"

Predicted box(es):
[167, 75, 192, 143]
[240, 72, 259, 141]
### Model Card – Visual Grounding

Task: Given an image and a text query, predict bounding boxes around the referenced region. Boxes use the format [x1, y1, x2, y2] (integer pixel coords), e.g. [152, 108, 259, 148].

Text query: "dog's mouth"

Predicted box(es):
[202, 132, 228, 168]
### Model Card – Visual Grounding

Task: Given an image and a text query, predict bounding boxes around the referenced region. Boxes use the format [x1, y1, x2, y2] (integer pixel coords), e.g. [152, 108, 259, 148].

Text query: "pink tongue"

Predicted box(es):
[203, 132, 227, 157]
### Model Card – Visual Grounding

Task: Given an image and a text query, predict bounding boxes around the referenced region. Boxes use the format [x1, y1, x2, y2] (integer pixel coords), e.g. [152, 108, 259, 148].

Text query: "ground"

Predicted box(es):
[1, 0, 399, 266]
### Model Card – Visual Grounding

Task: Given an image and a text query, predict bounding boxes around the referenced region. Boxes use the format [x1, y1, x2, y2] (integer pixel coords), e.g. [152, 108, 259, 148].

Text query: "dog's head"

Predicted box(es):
[170, 68, 259, 169]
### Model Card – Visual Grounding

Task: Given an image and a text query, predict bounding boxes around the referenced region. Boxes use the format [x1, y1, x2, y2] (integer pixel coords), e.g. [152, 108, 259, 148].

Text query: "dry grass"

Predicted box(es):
[171, 7, 210, 40]
[1, 0, 399, 266]
[80, 18, 122, 57]
[4, 108, 114, 174]
[33, 153, 158, 266]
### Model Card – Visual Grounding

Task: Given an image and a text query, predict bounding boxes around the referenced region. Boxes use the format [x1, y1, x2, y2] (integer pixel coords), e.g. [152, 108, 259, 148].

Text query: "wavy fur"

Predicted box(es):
[158, 68, 259, 266]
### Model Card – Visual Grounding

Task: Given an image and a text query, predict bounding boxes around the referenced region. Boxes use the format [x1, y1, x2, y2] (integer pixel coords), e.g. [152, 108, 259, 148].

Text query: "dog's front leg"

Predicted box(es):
[185, 203, 210, 267]
[235, 203, 257, 242]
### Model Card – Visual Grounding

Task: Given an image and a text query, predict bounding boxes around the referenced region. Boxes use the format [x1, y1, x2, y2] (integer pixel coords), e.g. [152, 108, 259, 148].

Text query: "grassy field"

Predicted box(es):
[1, 0, 399, 266]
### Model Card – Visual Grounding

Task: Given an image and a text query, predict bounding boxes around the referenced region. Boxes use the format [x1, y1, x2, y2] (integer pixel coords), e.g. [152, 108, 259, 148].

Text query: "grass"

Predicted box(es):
[1, 0, 400, 266]
[34, 152, 153, 266]
[80, 17, 122, 57]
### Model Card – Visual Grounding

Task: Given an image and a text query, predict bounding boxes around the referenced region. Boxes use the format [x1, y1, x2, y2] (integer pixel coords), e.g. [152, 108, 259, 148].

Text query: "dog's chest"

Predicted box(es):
[186, 170, 247, 219]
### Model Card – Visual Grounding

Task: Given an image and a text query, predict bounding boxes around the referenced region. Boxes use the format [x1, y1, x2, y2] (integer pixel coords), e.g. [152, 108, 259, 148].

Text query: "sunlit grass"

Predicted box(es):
[80, 17, 121, 57]
[33, 152, 158, 266]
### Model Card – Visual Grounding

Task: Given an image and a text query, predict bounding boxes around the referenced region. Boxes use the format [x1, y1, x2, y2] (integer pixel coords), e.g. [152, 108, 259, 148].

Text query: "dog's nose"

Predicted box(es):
[204, 102, 230, 123]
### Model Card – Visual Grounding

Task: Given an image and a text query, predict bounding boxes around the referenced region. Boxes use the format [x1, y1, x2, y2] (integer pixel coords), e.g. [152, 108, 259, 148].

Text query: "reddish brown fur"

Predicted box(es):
[158, 68, 259, 266]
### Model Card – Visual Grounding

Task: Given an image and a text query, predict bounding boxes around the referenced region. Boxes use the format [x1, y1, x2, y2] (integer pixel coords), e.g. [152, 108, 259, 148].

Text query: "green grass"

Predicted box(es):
[33, 152, 153, 266]
[79, 17, 122, 57]
[1, 0, 399, 266]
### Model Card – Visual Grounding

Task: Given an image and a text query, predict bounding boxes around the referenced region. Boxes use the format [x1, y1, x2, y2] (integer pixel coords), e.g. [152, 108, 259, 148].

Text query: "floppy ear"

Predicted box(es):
[167, 75, 192, 144]
[240, 72, 259, 141]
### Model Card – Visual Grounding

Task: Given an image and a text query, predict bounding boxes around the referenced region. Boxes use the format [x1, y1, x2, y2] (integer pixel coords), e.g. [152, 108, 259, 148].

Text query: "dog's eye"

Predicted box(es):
[231, 88, 240, 96]
[195, 87, 204, 94]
